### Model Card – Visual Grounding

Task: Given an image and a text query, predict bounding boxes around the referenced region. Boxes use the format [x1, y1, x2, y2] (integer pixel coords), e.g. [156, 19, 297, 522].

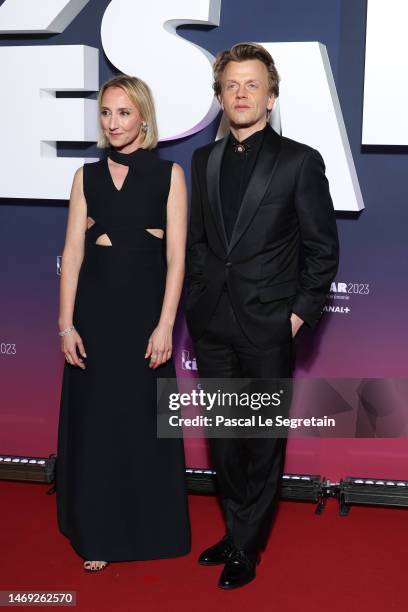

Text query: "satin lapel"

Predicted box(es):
[206, 136, 229, 251]
[227, 127, 282, 255]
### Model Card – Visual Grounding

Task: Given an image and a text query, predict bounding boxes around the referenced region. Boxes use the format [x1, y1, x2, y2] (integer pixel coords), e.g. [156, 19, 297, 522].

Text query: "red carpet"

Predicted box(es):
[0, 480, 407, 611]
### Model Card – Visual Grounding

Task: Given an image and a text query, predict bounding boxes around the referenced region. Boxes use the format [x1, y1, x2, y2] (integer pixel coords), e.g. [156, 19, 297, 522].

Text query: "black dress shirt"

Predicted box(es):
[220, 125, 267, 243]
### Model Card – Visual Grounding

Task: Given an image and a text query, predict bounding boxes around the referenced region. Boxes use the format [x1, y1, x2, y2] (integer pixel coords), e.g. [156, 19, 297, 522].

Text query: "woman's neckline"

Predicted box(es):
[108, 146, 147, 167]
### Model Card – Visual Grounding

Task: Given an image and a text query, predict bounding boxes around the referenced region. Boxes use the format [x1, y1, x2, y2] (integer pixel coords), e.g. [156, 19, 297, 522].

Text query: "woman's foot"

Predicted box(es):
[83, 560, 109, 572]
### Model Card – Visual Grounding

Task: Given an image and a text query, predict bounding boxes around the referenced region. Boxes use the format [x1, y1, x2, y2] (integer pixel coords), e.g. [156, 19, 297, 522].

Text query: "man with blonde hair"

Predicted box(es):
[186, 43, 339, 589]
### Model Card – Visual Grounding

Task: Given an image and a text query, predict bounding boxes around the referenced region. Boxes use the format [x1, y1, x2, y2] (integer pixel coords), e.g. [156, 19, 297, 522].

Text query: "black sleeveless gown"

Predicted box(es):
[56, 147, 191, 561]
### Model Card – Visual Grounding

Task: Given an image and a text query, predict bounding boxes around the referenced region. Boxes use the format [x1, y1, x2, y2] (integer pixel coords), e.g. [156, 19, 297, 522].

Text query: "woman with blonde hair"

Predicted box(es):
[56, 75, 190, 571]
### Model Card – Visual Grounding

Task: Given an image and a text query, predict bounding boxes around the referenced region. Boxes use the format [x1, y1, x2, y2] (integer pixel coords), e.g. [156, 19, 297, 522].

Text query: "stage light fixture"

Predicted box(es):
[186, 468, 325, 508]
[339, 476, 408, 515]
[0, 454, 55, 483]
[186, 468, 216, 494]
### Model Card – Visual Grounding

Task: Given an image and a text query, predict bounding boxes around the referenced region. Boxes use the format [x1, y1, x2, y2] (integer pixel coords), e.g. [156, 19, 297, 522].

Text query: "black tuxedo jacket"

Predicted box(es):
[185, 125, 339, 348]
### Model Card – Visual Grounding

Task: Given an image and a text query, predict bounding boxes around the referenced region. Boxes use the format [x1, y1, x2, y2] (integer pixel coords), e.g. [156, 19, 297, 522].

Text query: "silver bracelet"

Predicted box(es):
[58, 325, 75, 337]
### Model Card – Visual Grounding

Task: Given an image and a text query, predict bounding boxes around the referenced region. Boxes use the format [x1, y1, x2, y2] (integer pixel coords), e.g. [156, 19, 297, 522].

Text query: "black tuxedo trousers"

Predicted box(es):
[194, 288, 292, 552]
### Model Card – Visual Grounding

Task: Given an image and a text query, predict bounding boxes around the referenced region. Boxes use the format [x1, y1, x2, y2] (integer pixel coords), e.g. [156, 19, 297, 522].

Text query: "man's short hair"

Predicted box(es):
[213, 42, 280, 98]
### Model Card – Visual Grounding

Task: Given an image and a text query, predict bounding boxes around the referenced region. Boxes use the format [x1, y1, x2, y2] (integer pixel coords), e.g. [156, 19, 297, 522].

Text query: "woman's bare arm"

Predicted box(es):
[58, 167, 88, 368]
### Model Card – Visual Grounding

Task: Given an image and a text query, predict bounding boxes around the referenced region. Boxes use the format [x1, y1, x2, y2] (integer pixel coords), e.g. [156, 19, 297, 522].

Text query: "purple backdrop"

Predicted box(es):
[1, 0, 407, 480]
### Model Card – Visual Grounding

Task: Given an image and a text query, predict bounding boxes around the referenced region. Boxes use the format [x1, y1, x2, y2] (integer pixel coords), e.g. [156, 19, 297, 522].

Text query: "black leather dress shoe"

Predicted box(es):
[198, 535, 235, 566]
[218, 549, 260, 589]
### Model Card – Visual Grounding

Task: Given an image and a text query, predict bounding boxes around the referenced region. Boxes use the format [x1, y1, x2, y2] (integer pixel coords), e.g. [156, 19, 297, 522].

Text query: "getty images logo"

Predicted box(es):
[181, 350, 197, 372]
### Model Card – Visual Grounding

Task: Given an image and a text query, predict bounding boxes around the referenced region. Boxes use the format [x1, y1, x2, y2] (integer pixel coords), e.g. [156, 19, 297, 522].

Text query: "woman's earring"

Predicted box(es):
[142, 121, 148, 133]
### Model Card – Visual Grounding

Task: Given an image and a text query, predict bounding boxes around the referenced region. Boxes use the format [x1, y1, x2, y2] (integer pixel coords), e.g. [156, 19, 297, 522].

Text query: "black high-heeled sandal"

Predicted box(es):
[83, 560, 109, 572]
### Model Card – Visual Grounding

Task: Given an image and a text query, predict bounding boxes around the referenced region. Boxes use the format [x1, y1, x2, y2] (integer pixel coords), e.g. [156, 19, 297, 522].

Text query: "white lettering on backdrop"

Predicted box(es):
[0, 45, 98, 199]
[0, 0, 364, 209]
[0, 0, 90, 34]
[101, 0, 222, 141]
[362, 0, 408, 145]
